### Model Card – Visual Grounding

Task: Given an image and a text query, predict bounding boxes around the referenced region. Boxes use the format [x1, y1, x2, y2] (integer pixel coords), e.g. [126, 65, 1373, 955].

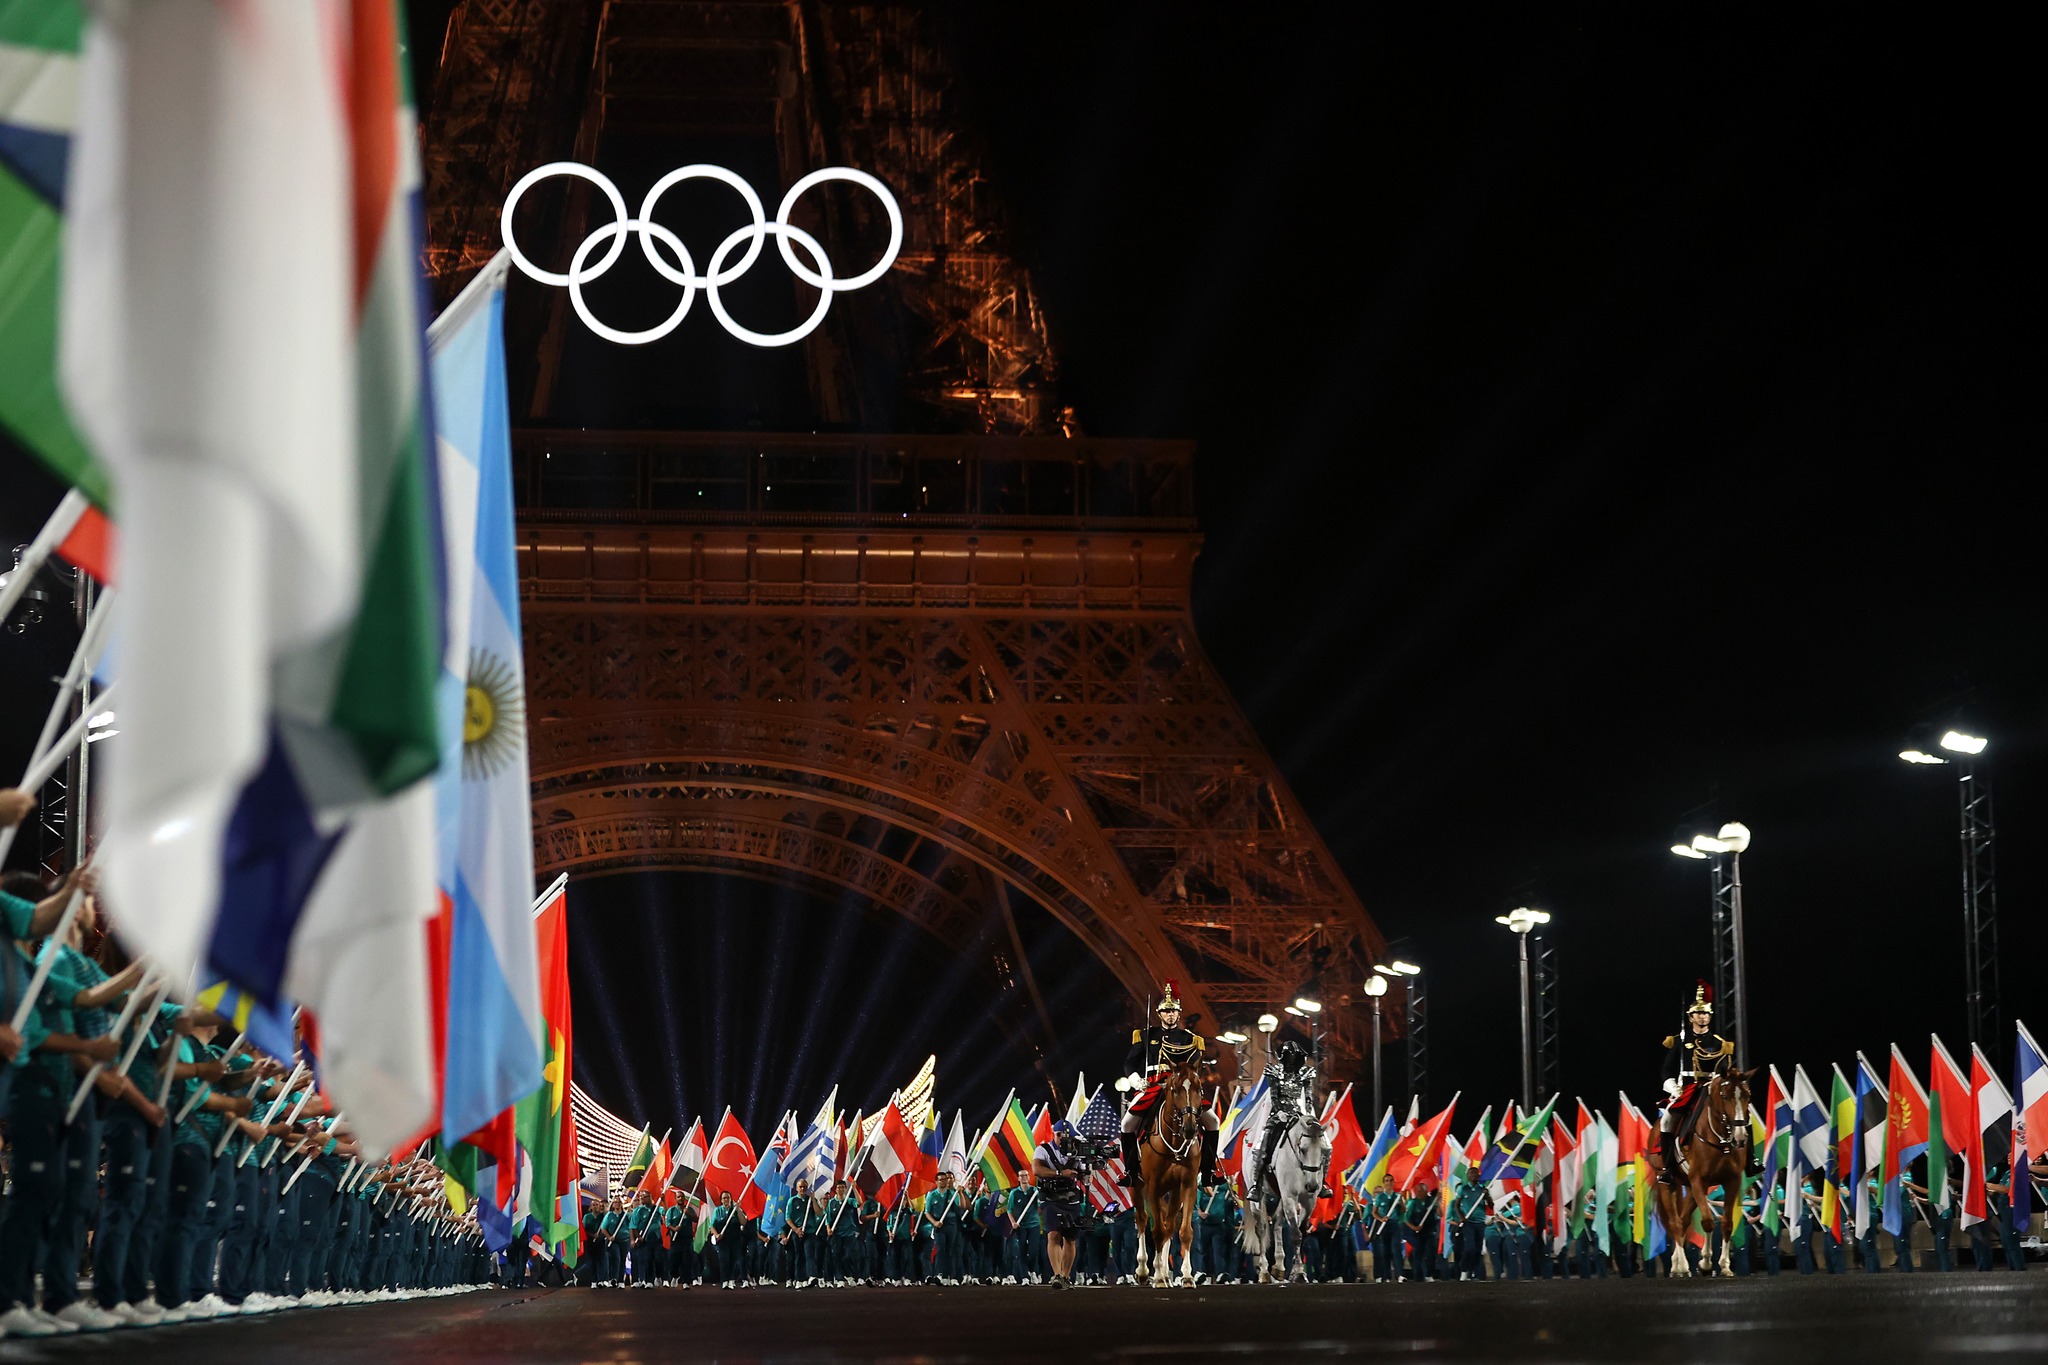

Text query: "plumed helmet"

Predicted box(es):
[1276, 1039, 1308, 1067]
[1687, 980, 1714, 1016]
[1156, 980, 1183, 1014]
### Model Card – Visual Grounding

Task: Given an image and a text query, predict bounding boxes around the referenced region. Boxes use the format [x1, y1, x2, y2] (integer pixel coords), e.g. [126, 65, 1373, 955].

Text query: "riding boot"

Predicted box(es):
[1120, 1135, 1141, 1187]
[1199, 1132, 1215, 1185]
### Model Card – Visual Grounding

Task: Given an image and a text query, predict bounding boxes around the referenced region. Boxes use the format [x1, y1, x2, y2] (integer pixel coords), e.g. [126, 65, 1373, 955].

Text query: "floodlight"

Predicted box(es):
[1256, 1013, 1279, 1033]
[1388, 961, 1421, 976]
[1690, 834, 1730, 855]
[1294, 996, 1322, 1014]
[1363, 976, 1388, 998]
[1899, 749, 1947, 765]
[1283, 1005, 1305, 1017]
[1671, 843, 1707, 859]
[1716, 822, 1751, 853]
[1939, 730, 1987, 756]
[1217, 1030, 1248, 1045]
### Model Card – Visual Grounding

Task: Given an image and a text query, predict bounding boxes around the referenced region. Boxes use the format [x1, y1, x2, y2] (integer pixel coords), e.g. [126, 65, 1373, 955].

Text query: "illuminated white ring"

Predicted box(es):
[635, 164, 766, 288]
[705, 221, 833, 348]
[501, 161, 630, 288]
[774, 167, 903, 292]
[566, 217, 697, 346]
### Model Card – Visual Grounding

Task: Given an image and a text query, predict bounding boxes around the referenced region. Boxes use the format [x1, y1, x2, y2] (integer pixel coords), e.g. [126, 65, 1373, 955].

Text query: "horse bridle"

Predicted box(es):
[1693, 1074, 1753, 1156]
[1148, 1070, 1200, 1162]
[1276, 1110, 1327, 1174]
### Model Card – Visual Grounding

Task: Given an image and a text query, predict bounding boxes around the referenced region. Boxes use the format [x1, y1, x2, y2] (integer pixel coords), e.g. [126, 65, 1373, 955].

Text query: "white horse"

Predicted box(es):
[1239, 1110, 1330, 1283]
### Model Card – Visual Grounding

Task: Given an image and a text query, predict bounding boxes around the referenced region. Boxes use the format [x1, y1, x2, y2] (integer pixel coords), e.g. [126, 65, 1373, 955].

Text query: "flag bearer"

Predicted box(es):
[660, 1192, 689, 1284]
[0, 869, 123, 1338]
[858, 1185, 884, 1283]
[703, 1189, 739, 1286]
[154, 1016, 255, 1316]
[1977, 1160, 2029, 1272]
[1195, 1175, 1234, 1283]
[923, 1170, 966, 1284]
[623, 1190, 656, 1285]
[825, 1179, 862, 1283]
[883, 1196, 919, 1284]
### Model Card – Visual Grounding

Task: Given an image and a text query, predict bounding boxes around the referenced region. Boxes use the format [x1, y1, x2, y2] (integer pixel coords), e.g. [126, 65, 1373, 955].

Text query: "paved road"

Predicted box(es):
[14, 1277, 2048, 1363]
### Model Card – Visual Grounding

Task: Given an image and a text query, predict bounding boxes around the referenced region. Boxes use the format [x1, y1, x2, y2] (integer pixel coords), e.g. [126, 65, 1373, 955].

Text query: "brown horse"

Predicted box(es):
[1132, 1060, 1204, 1286]
[1650, 1068, 1756, 1276]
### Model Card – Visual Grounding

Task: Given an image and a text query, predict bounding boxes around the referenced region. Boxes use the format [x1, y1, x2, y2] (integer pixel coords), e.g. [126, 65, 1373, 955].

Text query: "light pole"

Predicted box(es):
[1362, 975, 1387, 1118]
[1900, 730, 1999, 1051]
[1372, 960, 1422, 1112]
[1669, 821, 1751, 1068]
[1495, 908, 1550, 1112]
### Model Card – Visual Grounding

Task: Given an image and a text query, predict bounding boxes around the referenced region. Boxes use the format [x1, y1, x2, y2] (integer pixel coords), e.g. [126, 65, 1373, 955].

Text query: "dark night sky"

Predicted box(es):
[4, 6, 2039, 1139]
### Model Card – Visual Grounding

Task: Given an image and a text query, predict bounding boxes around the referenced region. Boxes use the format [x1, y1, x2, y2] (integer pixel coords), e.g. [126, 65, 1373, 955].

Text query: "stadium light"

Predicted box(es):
[1940, 730, 1988, 756]
[1362, 976, 1387, 998]
[1217, 1029, 1247, 1045]
[1899, 749, 1947, 765]
[1256, 1013, 1279, 1034]
[1671, 843, 1707, 859]
[1293, 996, 1323, 1014]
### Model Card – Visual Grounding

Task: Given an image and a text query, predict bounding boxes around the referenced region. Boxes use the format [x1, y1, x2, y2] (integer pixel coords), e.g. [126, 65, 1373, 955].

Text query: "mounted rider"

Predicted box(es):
[1246, 1037, 1318, 1191]
[1656, 982, 1736, 1186]
[1119, 981, 1218, 1185]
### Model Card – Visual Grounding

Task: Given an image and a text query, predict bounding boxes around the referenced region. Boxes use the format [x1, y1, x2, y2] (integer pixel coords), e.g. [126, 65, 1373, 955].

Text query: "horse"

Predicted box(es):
[1650, 1068, 1756, 1276]
[1131, 1060, 1204, 1286]
[1239, 1108, 1330, 1283]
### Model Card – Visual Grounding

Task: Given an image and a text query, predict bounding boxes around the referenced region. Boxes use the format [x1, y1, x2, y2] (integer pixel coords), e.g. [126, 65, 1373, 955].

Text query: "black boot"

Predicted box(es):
[1199, 1131, 1216, 1185]
[1120, 1134, 1141, 1187]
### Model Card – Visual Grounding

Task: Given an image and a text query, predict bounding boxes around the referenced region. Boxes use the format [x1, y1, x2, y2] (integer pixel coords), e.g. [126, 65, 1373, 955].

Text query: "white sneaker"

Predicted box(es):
[53, 1302, 124, 1331]
[130, 1298, 170, 1321]
[177, 1300, 220, 1320]
[156, 1306, 193, 1324]
[29, 1307, 81, 1333]
[1, 1307, 65, 1337]
[194, 1294, 235, 1316]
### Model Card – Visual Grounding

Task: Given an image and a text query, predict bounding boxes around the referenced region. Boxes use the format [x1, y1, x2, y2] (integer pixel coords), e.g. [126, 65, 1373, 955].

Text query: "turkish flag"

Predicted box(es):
[705, 1110, 765, 1218]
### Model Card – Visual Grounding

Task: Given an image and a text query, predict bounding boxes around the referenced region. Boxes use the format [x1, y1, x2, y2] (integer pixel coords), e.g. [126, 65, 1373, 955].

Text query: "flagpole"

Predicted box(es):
[228, 1061, 305, 1160]
[170, 1028, 247, 1126]
[283, 1111, 341, 1194]
[257, 1083, 317, 1167]
[0, 490, 90, 627]
[64, 975, 161, 1123]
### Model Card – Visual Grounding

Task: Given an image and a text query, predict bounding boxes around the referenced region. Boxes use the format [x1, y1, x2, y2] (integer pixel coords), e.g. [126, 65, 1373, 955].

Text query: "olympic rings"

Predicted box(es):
[499, 161, 903, 348]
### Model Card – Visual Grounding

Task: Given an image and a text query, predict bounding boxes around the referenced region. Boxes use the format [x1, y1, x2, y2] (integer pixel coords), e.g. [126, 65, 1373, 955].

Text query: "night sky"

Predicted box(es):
[4, 7, 2038, 1141]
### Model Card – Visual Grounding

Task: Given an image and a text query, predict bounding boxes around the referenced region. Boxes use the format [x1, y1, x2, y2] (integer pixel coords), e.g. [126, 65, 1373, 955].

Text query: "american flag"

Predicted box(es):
[1076, 1087, 1126, 1212]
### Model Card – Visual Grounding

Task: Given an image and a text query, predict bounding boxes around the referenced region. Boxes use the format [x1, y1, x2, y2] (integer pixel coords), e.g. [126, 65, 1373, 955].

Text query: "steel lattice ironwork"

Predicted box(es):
[423, 0, 1391, 1074]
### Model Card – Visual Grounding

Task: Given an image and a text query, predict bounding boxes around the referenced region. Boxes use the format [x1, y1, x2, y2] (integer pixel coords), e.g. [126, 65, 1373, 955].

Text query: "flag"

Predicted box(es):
[1963, 1044, 2011, 1229]
[1788, 1065, 1828, 1239]
[636, 1134, 674, 1199]
[1882, 1043, 1930, 1237]
[704, 1108, 764, 1218]
[2015, 1020, 2047, 1236]
[940, 1111, 969, 1179]
[997, 1094, 1036, 1177]
[1548, 1113, 1577, 1252]
[622, 1125, 656, 1189]
[674, 1118, 707, 1185]
[1478, 1094, 1558, 1185]
[62, 0, 442, 1155]
[1929, 1035, 1970, 1217]
[1320, 1085, 1370, 1189]
[1390, 1095, 1461, 1195]
[909, 1106, 944, 1202]
[1066, 1074, 1089, 1126]
[0, 0, 113, 510]
[866, 1099, 924, 1203]
[1591, 1111, 1617, 1255]
[523, 880, 577, 1261]
[1824, 1064, 1854, 1243]
[787, 1088, 838, 1196]
[1566, 1100, 1597, 1240]
[2017, 1020, 2048, 1165]
[1350, 1107, 1401, 1195]
[193, 977, 297, 1066]
[1219, 1075, 1270, 1160]
[1854, 1054, 1887, 1237]
[426, 251, 543, 1145]
[752, 1112, 795, 1236]
[1074, 1087, 1125, 1211]
[1032, 1102, 1055, 1150]
[1756, 1067, 1791, 1235]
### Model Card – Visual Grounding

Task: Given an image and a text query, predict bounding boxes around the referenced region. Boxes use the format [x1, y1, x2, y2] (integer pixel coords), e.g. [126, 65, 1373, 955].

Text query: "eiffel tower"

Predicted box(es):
[422, 0, 1391, 1077]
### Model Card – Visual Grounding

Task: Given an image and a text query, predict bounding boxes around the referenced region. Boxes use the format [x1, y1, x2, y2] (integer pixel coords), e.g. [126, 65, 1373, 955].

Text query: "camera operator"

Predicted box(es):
[1032, 1120, 1091, 1287]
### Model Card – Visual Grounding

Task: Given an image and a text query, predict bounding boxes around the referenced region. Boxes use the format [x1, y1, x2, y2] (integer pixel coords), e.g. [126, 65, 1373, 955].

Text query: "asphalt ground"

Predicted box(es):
[7, 1276, 2047, 1364]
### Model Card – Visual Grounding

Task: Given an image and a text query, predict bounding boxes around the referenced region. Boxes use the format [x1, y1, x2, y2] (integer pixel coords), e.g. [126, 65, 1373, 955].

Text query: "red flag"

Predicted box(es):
[1032, 1103, 1055, 1150]
[1389, 1096, 1460, 1194]
[1885, 1043, 1931, 1191]
[1965, 1044, 2011, 1227]
[704, 1110, 764, 1218]
[55, 504, 116, 584]
[1929, 1036, 1971, 1215]
[1320, 1085, 1369, 1182]
[866, 1100, 924, 1203]
[636, 1135, 674, 1199]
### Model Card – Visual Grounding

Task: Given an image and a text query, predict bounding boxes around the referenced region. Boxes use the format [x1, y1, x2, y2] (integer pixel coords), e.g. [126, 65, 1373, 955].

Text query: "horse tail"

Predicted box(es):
[1240, 1198, 1267, 1254]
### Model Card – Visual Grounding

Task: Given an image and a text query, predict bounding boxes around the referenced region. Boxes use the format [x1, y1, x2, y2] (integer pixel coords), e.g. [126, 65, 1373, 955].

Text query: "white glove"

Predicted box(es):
[1661, 1077, 1681, 1098]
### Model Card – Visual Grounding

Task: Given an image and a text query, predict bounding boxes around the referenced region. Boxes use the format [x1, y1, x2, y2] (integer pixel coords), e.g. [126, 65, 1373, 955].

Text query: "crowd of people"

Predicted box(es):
[0, 793, 494, 1338]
